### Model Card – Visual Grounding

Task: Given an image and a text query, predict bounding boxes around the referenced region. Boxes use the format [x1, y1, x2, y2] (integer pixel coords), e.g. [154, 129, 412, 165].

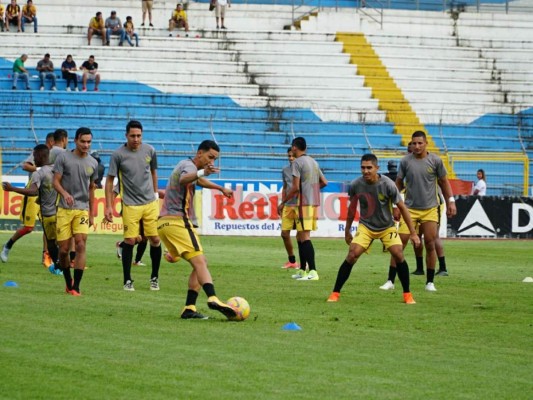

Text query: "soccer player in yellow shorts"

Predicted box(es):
[277, 137, 328, 281]
[104, 120, 162, 292]
[279, 148, 299, 269]
[158, 140, 236, 320]
[327, 154, 420, 304]
[53, 128, 98, 296]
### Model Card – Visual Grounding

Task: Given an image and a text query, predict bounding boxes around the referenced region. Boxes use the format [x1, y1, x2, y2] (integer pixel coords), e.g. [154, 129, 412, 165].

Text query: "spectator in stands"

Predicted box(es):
[12, 53, 29, 90]
[0, 2, 6, 32]
[123, 15, 139, 47]
[215, 0, 230, 30]
[472, 169, 487, 196]
[383, 160, 398, 181]
[36, 53, 57, 91]
[5, 0, 21, 32]
[168, 3, 189, 37]
[88, 11, 106, 46]
[61, 54, 79, 92]
[105, 10, 124, 46]
[81, 55, 100, 92]
[21, 0, 36, 32]
[141, 0, 153, 27]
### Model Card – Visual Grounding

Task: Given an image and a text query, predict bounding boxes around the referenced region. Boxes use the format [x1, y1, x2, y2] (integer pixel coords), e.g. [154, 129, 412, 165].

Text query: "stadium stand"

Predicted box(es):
[0, 0, 531, 196]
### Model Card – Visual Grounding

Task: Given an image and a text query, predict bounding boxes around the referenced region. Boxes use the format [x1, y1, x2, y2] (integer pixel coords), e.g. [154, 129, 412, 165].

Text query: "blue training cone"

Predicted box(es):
[4, 280, 18, 288]
[282, 322, 302, 331]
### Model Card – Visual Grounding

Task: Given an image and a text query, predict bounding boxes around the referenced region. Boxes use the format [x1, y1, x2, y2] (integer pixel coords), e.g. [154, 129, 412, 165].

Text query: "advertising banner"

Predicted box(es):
[448, 196, 533, 238]
[200, 180, 357, 237]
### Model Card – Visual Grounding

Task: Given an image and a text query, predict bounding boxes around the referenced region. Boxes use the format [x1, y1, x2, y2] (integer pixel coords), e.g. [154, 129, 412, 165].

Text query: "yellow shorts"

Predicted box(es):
[353, 224, 402, 251]
[20, 195, 39, 227]
[122, 200, 159, 239]
[398, 207, 440, 235]
[296, 205, 318, 232]
[56, 208, 90, 242]
[41, 215, 57, 241]
[157, 216, 203, 262]
[281, 205, 298, 231]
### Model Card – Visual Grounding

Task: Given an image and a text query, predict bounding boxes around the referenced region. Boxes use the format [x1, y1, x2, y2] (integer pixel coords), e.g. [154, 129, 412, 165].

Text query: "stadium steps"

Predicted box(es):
[335, 32, 435, 151]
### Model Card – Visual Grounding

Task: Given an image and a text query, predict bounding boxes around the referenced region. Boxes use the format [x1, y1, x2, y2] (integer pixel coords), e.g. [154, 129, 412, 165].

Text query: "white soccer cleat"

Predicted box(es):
[291, 270, 307, 279]
[123, 280, 135, 291]
[149, 277, 160, 291]
[425, 282, 437, 292]
[379, 280, 395, 290]
[298, 270, 319, 281]
[0, 245, 10, 263]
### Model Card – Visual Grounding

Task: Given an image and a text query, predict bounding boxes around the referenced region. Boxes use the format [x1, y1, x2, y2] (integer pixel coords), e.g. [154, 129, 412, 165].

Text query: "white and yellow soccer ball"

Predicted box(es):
[226, 297, 250, 321]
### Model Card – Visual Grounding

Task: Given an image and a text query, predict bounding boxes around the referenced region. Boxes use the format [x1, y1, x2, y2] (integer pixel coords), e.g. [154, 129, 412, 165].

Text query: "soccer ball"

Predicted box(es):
[226, 296, 250, 321]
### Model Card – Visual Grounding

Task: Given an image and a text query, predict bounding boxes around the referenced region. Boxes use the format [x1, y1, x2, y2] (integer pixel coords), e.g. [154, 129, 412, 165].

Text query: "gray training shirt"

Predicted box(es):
[31, 165, 57, 217]
[282, 164, 298, 207]
[291, 155, 325, 206]
[397, 153, 447, 210]
[159, 158, 198, 227]
[108, 143, 158, 206]
[49, 146, 65, 165]
[53, 150, 98, 210]
[348, 175, 401, 231]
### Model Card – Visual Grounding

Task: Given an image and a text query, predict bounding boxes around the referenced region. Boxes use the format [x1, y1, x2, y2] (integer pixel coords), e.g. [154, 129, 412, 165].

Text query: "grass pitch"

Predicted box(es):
[0, 233, 531, 399]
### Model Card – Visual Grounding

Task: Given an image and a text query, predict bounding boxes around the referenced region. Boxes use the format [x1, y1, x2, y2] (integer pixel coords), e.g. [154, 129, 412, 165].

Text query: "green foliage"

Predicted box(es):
[0, 233, 531, 399]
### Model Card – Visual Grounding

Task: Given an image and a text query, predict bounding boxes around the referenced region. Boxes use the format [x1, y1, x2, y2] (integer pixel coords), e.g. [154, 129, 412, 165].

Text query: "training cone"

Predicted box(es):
[4, 280, 18, 287]
[282, 322, 302, 331]
[522, 277, 533, 283]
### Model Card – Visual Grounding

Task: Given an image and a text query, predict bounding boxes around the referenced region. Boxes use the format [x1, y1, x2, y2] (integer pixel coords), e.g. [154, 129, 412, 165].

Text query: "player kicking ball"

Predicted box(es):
[327, 154, 420, 304]
[157, 140, 236, 320]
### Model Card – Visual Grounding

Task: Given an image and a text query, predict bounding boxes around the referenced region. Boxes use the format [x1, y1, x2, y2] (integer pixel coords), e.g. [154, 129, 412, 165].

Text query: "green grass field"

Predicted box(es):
[0, 232, 531, 399]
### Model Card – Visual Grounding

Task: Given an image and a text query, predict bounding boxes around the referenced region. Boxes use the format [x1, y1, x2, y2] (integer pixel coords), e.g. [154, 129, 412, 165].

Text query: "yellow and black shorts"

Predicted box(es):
[20, 195, 39, 227]
[157, 216, 203, 262]
[398, 207, 440, 235]
[295, 205, 318, 232]
[353, 224, 402, 251]
[56, 208, 90, 242]
[122, 200, 159, 239]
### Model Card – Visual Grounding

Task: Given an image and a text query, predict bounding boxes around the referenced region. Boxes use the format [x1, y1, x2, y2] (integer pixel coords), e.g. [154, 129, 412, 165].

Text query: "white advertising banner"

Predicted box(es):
[200, 179, 357, 238]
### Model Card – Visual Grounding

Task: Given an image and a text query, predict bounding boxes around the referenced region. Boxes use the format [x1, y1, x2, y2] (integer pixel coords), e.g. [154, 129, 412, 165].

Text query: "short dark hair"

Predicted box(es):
[412, 131, 427, 141]
[54, 129, 68, 141]
[287, 147, 292, 154]
[75, 127, 92, 140]
[361, 153, 378, 165]
[198, 140, 219, 153]
[46, 132, 54, 141]
[33, 144, 49, 160]
[89, 55, 95, 59]
[96, 11, 102, 17]
[126, 120, 143, 133]
[291, 137, 307, 151]
[44, 53, 50, 58]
